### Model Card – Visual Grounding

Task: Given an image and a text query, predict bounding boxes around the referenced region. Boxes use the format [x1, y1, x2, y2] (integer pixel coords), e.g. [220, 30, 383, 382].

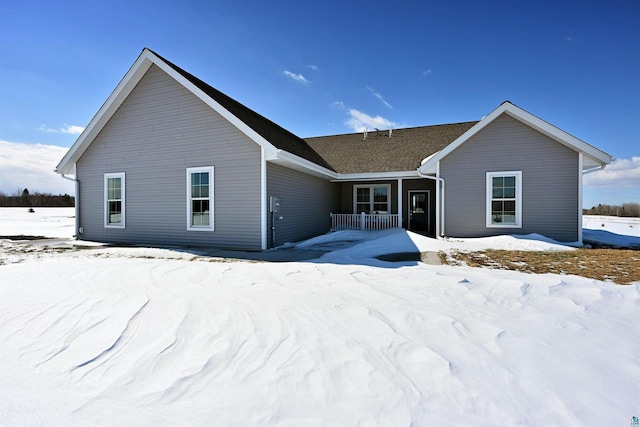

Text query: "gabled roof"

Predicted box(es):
[305, 122, 477, 174]
[56, 50, 611, 180]
[56, 48, 334, 175]
[419, 101, 613, 173]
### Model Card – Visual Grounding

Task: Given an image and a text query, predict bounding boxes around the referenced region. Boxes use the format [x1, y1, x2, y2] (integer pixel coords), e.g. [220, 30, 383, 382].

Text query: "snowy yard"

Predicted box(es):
[0, 208, 638, 426]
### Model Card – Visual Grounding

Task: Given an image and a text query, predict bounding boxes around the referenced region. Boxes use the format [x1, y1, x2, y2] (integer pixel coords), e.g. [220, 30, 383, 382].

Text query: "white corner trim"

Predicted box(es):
[261, 148, 267, 250]
[578, 152, 583, 243]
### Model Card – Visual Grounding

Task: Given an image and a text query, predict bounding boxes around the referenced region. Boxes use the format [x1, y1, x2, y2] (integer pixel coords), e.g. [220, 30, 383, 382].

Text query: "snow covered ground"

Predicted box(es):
[583, 215, 640, 248]
[1, 209, 639, 426]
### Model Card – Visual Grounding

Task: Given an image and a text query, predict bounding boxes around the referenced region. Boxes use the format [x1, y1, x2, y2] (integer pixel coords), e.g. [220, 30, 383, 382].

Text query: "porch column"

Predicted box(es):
[397, 178, 403, 228]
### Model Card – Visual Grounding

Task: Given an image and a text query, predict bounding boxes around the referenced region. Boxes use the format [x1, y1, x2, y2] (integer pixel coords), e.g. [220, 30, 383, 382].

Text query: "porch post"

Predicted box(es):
[397, 178, 403, 228]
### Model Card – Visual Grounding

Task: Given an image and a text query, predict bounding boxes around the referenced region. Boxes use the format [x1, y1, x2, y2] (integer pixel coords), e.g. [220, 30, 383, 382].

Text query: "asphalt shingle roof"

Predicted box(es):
[305, 122, 478, 174]
[150, 50, 335, 171]
[152, 49, 478, 176]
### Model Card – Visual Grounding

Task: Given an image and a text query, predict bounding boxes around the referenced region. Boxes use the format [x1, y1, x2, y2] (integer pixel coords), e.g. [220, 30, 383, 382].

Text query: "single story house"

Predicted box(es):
[56, 48, 612, 250]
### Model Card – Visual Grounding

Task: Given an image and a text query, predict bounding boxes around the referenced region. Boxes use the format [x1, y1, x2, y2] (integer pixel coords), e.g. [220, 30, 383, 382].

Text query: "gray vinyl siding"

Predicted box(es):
[76, 64, 263, 250]
[266, 163, 339, 247]
[441, 113, 579, 242]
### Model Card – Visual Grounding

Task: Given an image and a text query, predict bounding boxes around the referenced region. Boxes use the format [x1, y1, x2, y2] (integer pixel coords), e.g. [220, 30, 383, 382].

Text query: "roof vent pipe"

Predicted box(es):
[363, 128, 368, 140]
[389, 127, 392, 138]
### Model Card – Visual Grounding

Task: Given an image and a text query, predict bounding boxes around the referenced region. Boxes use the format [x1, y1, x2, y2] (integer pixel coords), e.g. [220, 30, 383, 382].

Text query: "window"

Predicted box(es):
[354, 184, 390, 214]
[486, 171, 522, 228]
[104, 173, 125, 228]
[187, 166, 214, 231]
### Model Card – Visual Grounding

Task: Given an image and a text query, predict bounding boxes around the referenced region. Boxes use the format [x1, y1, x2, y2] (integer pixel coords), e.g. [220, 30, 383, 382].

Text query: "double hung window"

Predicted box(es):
[354, 184, 390, 214]
[486, 171, 522, 227]
[187, 166, 214, 231]
[104, 173, 125, 228]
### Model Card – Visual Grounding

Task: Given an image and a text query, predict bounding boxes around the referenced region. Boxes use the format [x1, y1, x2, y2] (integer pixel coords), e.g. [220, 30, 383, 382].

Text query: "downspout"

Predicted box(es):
[417, 169, 445, 238]
[60, 170, 80, 239]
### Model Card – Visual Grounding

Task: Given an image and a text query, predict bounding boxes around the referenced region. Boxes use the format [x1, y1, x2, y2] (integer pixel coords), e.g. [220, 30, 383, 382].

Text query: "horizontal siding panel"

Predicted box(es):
[77, 64, 263, 250]
[266, 163, 339, 247]
[441, 114, 579, 242]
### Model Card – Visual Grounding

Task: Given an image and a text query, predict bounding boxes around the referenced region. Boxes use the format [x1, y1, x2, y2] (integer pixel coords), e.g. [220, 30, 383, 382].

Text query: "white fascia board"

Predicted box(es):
[56, 49, 281, 175]
[272, 150, 338, 179]
[500, 103, 613, 166]
[331, 170, 419, 182]
[147, 51, 279, 159]
[56, 51, 155, 174]
[418, 101, 612, 174]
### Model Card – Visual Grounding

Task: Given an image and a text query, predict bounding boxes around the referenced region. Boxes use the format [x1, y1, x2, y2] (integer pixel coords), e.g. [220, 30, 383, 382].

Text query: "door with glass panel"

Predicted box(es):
[408, 190, 430, 234]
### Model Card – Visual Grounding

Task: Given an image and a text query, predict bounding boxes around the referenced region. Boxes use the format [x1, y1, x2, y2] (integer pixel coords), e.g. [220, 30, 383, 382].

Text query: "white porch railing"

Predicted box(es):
[330, 213, 400, 231]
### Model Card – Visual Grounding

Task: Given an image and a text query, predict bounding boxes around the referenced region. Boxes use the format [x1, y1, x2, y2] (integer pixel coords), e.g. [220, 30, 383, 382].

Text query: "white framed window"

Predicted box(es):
[187, 166, 214, 231]
[354, 184, 391, 214]
[104, 172, 125, 228]
[486, 171, 522, 228]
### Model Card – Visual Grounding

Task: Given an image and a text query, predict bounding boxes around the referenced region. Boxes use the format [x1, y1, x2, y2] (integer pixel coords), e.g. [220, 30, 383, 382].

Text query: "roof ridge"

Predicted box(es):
[303, 121, 479, 140]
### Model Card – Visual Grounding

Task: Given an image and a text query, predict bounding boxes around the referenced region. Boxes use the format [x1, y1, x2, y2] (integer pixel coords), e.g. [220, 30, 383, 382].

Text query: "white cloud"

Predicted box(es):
[38, 123, 85, 135]
[422, 69, 433, 77]
[307, 64, 318, 71]
[345, 109, 397, 133]
[331, 101, 345, 110]
[282, 70, 308, 84]
[583, 157, 640, 189]
[366, 87, 392, 109]
[0, 140, 74, 195]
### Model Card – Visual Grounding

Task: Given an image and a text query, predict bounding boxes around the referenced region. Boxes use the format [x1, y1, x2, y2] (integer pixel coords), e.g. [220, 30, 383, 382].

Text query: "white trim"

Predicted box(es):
[331, 170, 419, 182]
[578, 152, 583, 244]
[272, 149, 337, 179]
[104, 172, 125, 228]
[261, 148, 267, 250]
[56, 49, 283, 176]
[486, 171, 522, 228]
[57, 53, 154, 175]
[187, 166, 215, 231]
[353, 183, 392, 214]
[419, 101, 612, 174]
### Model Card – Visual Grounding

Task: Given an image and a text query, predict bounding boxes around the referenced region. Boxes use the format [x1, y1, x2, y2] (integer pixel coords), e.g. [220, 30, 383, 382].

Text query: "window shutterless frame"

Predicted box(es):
[486, 171, 522, 228]
[353, 184, 391, 214]
[187, 166, 214, 231]
[104, 172, 125, 228]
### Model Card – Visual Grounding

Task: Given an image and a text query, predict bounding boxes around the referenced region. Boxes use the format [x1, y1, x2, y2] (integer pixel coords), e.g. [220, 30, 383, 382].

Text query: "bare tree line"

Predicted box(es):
[583, 203, 640, 217]
[0, 188, 74, 207]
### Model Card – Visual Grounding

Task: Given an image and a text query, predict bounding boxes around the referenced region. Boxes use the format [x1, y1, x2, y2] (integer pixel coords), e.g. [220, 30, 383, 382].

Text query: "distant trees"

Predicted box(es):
[0, 188, 75, 207]
[583, 203, 640, 217]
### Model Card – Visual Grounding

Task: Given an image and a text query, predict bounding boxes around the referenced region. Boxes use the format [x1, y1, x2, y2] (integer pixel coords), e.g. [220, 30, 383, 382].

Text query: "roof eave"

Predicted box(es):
[56, 50, 155, 175]
[418, 101, 613, 174]
[56, 48, 282, 175]
[272, 150, 338, 179]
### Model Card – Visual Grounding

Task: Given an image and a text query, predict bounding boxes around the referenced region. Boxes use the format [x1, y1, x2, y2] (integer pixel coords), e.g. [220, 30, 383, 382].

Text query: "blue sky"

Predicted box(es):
[1, 0, 638, 207]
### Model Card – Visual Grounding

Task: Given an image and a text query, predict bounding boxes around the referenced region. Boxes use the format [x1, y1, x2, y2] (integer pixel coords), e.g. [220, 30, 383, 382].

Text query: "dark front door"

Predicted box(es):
[408, 191, 430, 234]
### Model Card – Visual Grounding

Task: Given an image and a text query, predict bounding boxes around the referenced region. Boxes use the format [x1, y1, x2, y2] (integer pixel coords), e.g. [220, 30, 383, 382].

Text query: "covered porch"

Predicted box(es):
[329, 177, 442, 236]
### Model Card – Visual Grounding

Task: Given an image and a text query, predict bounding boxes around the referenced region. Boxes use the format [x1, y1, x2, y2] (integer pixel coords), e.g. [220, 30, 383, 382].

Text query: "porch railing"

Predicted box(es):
[330, 213, 400, 231]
